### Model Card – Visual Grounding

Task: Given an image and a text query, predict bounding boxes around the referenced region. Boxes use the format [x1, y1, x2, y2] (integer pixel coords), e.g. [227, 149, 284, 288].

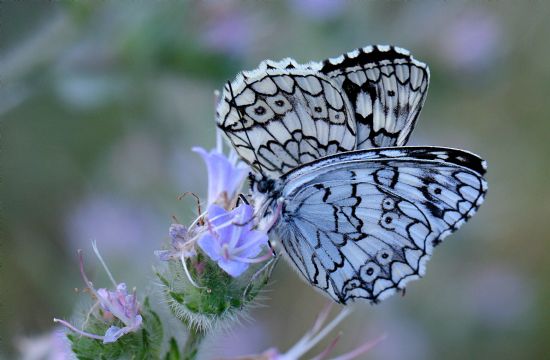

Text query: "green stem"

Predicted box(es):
[182, 327, 206, 360]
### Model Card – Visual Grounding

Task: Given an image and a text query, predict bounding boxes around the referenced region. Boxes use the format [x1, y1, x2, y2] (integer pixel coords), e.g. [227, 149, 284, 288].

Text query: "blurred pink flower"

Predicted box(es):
[65, 194, 161, 256]
[17, 329, 75, 360]
[439, 9, 503, 72]
[289, 0, 347, 20]
[200, 3, 266, 56]
[464, 264, 534, 329]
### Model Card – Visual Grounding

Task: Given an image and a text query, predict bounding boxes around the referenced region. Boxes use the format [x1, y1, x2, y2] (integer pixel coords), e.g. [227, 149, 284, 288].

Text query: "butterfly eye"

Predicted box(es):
[343, 278, 362, 292]
[427, 182, 444, 197]
[255, 106, 266, 115]
[328, 108, 345, 124]
[266, 95, 291, 114]
[382, 197, 396, 210]
[380, 212, 398, 230]
[376, 249, 393, 265]
[360, 262, 380, 282]
[245, 100, 274, 122]
[256, 178, 274, 194]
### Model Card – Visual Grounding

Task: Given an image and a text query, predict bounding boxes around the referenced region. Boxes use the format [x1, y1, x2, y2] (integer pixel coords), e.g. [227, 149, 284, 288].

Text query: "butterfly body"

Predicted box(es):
[217, 45, 487, 304]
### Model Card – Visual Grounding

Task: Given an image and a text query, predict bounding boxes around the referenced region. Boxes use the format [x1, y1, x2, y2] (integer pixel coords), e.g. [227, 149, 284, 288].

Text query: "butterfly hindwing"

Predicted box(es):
[217, 66, 357, 177]
[316, 45, 430, 148]
[275, 147, 487, 303]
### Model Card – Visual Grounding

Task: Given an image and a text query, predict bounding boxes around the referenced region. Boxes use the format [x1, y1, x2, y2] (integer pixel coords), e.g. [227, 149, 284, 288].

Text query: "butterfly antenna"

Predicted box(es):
[227, 80, 265, 177]
[177, 192, 204, 225]
[236, 193, 250, 206]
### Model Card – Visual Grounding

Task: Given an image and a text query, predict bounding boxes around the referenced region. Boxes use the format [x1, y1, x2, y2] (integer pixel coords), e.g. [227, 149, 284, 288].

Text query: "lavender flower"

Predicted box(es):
[289, 0, 347, 20]
[95, 283, 142, 343]
[438, 9, 503, 73]
[17, 329, 75, 360]
[192, 131, 249, 207]
[198, 203, 270, 277]
[54, 242, 142, 344]
[155, 223, 197, 261]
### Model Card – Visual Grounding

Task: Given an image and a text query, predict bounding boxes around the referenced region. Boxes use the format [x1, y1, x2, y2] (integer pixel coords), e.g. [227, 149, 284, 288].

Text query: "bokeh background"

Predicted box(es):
[2, 1, 549, 359]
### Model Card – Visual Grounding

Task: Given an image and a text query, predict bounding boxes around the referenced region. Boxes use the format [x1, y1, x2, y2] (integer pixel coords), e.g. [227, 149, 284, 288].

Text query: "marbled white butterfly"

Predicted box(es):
[216, 45, 487, 304]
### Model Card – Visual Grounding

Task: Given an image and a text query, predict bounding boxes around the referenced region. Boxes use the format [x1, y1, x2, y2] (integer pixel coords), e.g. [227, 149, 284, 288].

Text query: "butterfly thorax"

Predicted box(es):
[248, 173, 283, 197]
[249, 173, 284, 231]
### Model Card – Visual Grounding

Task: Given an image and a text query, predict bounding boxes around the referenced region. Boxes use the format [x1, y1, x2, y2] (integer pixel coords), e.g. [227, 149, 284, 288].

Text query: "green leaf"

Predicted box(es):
[163, 338, 181, 360]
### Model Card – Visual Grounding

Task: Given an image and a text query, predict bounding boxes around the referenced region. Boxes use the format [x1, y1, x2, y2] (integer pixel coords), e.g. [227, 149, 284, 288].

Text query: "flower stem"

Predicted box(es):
[182, 327, 206, 360]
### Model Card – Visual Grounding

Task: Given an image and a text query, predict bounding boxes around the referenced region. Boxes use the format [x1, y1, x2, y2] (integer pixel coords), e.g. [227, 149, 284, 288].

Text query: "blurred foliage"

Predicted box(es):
[1, 1, 550, 359]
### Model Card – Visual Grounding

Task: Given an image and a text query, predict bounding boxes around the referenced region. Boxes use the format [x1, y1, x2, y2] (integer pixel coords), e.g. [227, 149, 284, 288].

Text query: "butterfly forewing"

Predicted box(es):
[275, 147, 487, 303]
[316, 45, 430, 148]
[217, 68, 357, 176]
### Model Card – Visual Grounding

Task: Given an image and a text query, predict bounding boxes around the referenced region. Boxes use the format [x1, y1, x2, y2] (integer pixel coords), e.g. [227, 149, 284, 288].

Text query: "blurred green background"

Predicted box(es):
[1, 1, 549, 359]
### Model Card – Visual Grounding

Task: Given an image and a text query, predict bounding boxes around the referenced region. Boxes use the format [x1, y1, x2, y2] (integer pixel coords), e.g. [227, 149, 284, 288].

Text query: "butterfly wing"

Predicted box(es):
[313, 45, 430, 148]
[274, 147, 487, 303]
[216, 61, 357, 177]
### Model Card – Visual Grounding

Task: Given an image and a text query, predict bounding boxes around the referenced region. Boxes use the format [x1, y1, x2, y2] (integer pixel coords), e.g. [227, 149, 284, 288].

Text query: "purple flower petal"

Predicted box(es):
[197, 233, 223, 262]
[217, 258, 249, 277]
[169, 223, 188, 242]
[193, 147, 249, 206]
[198, 204, 269, 277]
[103, 326, 124, 344]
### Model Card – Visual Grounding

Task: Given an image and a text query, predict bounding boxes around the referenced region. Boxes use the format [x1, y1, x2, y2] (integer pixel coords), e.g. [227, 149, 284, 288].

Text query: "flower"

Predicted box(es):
[54, 242, 142, 344]
[192, 132, 249, 207]
[198, 2, 267, 57]
[17, 329, 76, 360]
[289, 0, 347, 20]
[438, 9, 503, 73]
[223, 303, 385, 360]
[155, 223, 197, 261]
[198, 203, 270, 277]
[96, 283, 143, 343]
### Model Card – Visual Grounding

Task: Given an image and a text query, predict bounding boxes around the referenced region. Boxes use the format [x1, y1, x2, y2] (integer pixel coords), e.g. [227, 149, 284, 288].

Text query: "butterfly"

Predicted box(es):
[216, 45, 487, 304]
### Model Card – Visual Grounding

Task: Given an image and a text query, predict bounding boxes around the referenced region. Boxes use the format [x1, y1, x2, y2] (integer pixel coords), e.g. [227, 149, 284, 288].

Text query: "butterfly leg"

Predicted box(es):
[236, 193, 250, 206]
[261, 197, 284, 233]
[241, 253, 280, 306]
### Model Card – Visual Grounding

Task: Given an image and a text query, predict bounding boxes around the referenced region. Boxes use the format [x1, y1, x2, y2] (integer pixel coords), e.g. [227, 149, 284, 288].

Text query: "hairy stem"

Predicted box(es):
[182, 327, 206, 360]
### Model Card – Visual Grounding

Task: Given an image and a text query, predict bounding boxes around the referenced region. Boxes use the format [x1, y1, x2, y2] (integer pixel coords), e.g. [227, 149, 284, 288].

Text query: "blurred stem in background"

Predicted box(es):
[182, 327, 206, 360]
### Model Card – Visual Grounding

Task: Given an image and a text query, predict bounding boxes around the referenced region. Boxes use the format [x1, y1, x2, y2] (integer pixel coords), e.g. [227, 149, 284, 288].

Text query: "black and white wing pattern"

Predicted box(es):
[312, 45, 430, 148]
[216, 61, 357, 177]
[274, 147, 487, 303]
